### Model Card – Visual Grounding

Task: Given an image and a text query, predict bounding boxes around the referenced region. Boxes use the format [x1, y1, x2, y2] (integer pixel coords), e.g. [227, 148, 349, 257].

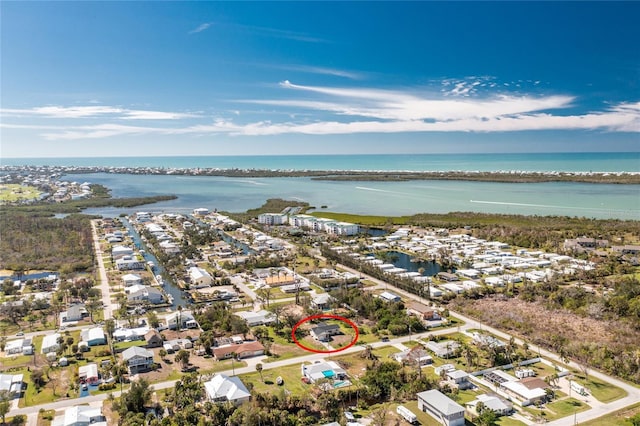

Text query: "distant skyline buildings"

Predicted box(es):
[1, 2, 638, 158]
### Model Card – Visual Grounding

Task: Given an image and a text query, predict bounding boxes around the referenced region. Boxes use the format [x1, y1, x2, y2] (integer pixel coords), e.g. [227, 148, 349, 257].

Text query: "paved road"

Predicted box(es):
[91, 220, 114, 320]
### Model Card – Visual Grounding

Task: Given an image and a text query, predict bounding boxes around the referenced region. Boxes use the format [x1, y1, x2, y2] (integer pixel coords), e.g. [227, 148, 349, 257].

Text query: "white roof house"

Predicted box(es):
[301, 360, 347, 383]
[204, 374, 251, 405]
[467, 394, 513, 416]
[78, 363, 99, 384]
[500, 381, 547, 407]
[5, 339, 24, 355]
[121, 273, 143, 286]
[42, 333, 61, 354]
[0, 373, 23, 397]
[235, 310, 276, 326]
[80, 327, 106, 346]
[111, 245, 134, 259]
[188, 267, 213, 287]
[51, 405, 107, 426]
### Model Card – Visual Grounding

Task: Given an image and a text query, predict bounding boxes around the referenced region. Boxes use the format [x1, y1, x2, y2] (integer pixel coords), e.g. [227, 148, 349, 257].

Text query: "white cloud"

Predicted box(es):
[276, 65, 362, 80]
[1, 105, 199, 120]
[189, 23, 212, 34]
[3, 84, 639, 141]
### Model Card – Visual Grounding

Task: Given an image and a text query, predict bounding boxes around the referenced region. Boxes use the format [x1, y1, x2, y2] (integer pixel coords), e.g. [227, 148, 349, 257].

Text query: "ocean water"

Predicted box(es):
[4, 152, 640, 173]
[66, 173, 640, 220]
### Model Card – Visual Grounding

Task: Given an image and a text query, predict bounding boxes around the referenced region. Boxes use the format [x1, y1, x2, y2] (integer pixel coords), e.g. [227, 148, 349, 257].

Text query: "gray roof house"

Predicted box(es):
[417, 389, 465, 426]
[310, 323, 341, 342]
[127, 286, 165, 305]
[122, 346, 154, 374]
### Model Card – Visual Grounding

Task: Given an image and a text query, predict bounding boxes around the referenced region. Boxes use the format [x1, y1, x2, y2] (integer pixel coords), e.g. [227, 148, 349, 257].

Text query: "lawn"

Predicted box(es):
[241, 363, 311, 395]
[200, 359, 247, 375]
[113, 340, 147, 351]
[495, 416, 527, 426]
[572, 373, 627, 403]
[372, 345, 401, 359]
[525, 398, 589, 422]
[402, 400, 450, 426]
[0, 184, 41, 202]
[579, 401, 640, 426]
[37, 409, 56, 426]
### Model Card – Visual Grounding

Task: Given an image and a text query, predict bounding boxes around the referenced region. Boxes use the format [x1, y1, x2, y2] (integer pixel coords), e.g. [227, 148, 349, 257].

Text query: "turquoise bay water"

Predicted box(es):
[68, 173, 640, 220]
[5, 152, 640, 172]
[5, 153, 637, 219]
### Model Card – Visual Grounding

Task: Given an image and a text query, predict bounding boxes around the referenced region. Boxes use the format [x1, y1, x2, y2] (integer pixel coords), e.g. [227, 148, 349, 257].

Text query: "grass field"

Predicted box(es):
[241, 363, 310, 395]
[579, 401, 640, 426]
[525, 398, 589, 422]
[0, 184, 40, 203]
[573, 373, 627, 403]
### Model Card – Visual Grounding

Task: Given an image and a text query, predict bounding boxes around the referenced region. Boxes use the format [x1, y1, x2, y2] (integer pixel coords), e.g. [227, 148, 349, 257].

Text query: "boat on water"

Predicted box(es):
[147, 261, 155, 268]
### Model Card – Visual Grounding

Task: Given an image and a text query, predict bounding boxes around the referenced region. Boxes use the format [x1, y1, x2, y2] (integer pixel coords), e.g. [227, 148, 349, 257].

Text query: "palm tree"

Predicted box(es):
[175, 349, 190, 371]
[230, 352, 237, 376]
[176, 305, 183, 332]
[255, 363, 264, 382]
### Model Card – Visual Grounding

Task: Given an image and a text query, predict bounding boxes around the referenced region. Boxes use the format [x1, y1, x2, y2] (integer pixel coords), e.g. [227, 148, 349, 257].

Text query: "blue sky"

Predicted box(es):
[1, 1, 638, 158]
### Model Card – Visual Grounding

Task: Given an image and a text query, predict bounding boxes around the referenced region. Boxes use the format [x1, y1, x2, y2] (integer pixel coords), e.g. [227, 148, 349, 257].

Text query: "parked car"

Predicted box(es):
[16, 331, 24, 337]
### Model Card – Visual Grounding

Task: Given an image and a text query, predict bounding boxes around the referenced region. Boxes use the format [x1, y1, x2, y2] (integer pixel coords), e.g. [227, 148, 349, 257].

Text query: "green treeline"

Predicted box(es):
[313, 211, 640, 251]
[0, 191, 177, 272]
[0, 212, 95, 272]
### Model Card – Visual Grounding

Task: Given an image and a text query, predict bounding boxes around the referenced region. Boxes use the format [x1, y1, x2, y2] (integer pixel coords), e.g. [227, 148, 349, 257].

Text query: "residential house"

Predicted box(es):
[235, 310, 276, 326]
[188, 267, 213, 287]
[78, 363, 99, 385]
[310, 323, 341, 342]
[80, 327, 106, 346]
[466, 394, 513, 416]
[204, 374, 251, 405]
[212, 341, 265, 361]
[301, 360, 347, 383]
[393, 346, 433, 366]
[116, 256, 145, 271]
[425, 340, 460, 358]
[406, 301, 440, 321]
[127, 286, 165, 305]
[500, 380, 547, 407]
[417, 389, 465, 426]
[111, 245, 134, 260]
[4, 339, 25, 355]
[164, 339, 194, 352]
[166, 310, 198, 330]
[0, 373, 23, 397]
[437, 272, 459, 282]
[311, 293, 335, 310]
[471, 332, 505, 349]
[63, 304, 87, 322]
[144, 330, 163, 348]
[121, 346, 154, 374]
[41, 333, 61, 354]
[446, 369, 472, 390]
[121, 273, 143, 287]
[379, 291, 401, 302]
[113, 326, 149, 342]
[51, 405, 107, 426]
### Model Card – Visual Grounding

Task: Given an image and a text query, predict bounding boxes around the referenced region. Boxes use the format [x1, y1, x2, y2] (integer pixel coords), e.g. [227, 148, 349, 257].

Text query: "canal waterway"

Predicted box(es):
[121, 218, 188, 309]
